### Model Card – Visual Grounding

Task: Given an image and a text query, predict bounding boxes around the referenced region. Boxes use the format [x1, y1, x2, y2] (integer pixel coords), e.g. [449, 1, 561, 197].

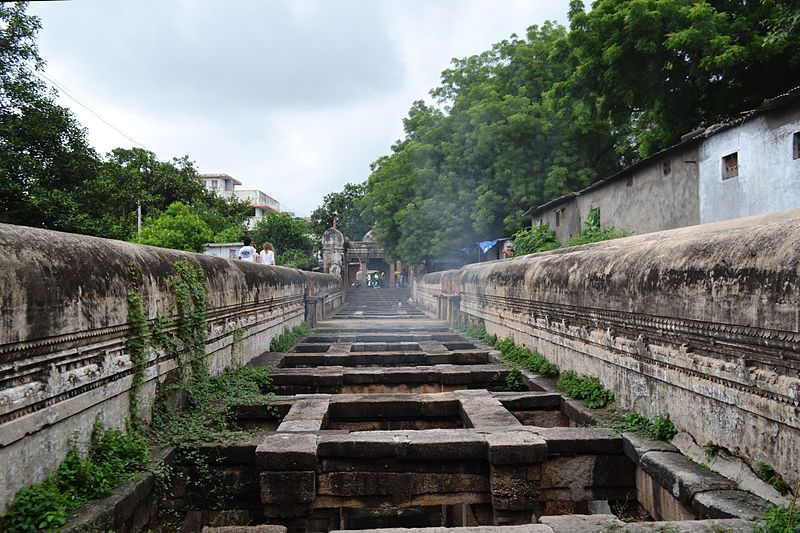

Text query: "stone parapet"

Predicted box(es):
[0, 223, 342, 513]
[415, 209, 800, 489]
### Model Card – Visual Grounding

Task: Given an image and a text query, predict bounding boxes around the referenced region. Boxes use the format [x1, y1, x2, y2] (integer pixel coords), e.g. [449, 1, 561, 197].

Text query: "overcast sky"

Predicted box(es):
[30, 0, 570, 216]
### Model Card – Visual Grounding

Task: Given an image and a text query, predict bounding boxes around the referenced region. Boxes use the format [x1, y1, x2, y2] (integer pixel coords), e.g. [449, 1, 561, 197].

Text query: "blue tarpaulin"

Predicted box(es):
[478, 238, 510, 254]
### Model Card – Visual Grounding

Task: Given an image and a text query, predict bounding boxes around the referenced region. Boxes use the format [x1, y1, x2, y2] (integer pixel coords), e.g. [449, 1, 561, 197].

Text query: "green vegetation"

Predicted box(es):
[361, 1, 800, 265]
[755, 486, 799, 533]
[4, 419, 148, 532]
[757, 462, 791, 496]
[152, 365, 275, 448]
[494, 336, 559, 377]
[135, 202, 214, 253]
[126, 284, 150, 429]
[566, 208, 625, 247]
[557, 370, 615, 409]
[310, 182, 376, 241]
[505, 367, 525, 392]
[512, 223, 561, 256]
[704, 440, 719, 461]
[270, 323, 312, 352]
[603, 411, 678, 441]
[252, 212, 318, 270]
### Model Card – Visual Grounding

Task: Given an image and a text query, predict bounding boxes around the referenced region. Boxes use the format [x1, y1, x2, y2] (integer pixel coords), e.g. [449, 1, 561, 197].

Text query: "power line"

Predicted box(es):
[24, 62, 149, 150]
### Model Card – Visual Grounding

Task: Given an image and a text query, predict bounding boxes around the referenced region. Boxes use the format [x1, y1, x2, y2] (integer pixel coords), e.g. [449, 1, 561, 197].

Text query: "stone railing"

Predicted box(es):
[414, 209, 800, 489]
[0, 224, 342, 513]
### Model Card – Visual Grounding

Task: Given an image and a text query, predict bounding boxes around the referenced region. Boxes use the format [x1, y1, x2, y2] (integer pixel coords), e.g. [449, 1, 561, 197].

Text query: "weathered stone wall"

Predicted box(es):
[415, 210, 800, 488]
[0, 224, 341, 513]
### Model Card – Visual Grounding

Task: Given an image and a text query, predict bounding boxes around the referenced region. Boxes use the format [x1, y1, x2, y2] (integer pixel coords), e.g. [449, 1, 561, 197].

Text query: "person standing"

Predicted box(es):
[260, 242, 276, 266]
[238, 237, 257, 262]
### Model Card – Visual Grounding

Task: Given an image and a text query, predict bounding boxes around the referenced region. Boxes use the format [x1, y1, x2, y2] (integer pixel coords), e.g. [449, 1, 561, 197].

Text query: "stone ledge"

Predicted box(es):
[532, 427, 622, 455]
[486, 431, 547, 465]
[622, 432, 678, 464]
[691, 489, 770, 520]
[639, 451, 735, 505]
[256, 433, 318, 471]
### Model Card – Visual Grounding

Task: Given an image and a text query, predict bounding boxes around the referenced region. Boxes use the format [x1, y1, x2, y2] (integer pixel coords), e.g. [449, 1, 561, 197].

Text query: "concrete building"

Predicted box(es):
[198, 173, 281, 229]
[204, 242, 243, 260]
[526, 88, 800, 242]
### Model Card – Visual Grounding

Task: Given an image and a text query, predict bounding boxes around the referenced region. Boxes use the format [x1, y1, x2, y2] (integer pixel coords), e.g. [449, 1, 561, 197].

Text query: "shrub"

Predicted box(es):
[557, 370, 615, 408]
[512, 223, 560, 255]
[270, 322, 311, 352]
[495, 336, 559, 377]
[566, 207, 625, 247]
[505, 367, 525, 391]
[5, 420, 148, 532]
[603, 411, 677, 441]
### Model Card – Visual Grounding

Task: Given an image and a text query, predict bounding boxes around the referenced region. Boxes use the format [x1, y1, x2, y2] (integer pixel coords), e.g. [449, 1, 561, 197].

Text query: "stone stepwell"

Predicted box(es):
[66, 288, 770, 532]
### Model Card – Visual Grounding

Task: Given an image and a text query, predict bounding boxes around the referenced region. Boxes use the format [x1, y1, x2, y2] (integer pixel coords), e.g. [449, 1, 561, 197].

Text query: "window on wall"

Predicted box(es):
[663, 160, 672, 175]
[793, 132, 800, 160]
[722, 152, 739, 180]
[555, 207, 565, 227]
[211, 179, 218, 189]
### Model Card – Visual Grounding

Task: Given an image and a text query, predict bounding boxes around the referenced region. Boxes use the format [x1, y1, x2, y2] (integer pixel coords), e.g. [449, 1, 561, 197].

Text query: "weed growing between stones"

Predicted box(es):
[704, 440, 719, 460]
[4, 419, 149, 532]
[557, 370, 615, 408]
[757, 462, 791, 496]
[505, 366, 526, 391]
[494, 337, 559, 377]
[755, 484, 799, 533]
[269, 322, 311, 352]
[601, 411, 677, 441]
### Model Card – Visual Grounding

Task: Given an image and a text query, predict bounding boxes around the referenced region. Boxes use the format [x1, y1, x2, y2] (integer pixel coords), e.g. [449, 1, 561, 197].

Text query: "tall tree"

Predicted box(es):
[566, 0, 800, 156]
[0, 3, 100, 231]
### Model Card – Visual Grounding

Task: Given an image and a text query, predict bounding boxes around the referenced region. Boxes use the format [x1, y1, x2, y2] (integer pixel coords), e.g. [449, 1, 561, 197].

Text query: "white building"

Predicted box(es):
[198, 173, 281, 228]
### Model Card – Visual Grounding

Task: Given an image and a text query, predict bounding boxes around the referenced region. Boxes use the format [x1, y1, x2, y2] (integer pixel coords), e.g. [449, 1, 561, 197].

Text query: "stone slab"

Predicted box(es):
[330, 527, 551, 533]
[256, 433, 318, 471]
[621, 518, 753, 532]
[202, 526, 288, 533]
[492, 392, 562, 409]
[533, 427, 622, 455]
[622, 432, 679, 464]
[485, 431, 547, 465]
[691, 489, 770, 520]
[317, 432, 408, 459]
[456, 390, 522, 429]
[539, 514, 625, 532]
[639, 451, 735, 505]
[406, 429, 487, 460]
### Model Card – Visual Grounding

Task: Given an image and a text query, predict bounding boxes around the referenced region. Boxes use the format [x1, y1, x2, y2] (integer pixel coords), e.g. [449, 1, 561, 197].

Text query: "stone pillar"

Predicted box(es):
[322, 227, 345, 281]
[359, 260, 368, 287]
[387, 260, 395, 287]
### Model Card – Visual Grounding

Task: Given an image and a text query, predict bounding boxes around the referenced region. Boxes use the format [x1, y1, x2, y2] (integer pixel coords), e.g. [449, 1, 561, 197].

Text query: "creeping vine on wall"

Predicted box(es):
[125, 271, 150, 429]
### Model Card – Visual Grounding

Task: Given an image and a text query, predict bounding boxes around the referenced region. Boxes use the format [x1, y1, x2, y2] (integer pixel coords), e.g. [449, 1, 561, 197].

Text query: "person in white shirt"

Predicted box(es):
[237, 237, 257, 262]
[260, 241, 276, 265]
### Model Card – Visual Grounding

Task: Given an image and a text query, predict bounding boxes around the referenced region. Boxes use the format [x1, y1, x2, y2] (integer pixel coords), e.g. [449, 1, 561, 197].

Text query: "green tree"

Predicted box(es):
[0, 3, 101, 232]
[135, 202, 213, 252]
[309, 182, 375, 240]
[251, 212, 318, 270]
[566, 0, 800, 157]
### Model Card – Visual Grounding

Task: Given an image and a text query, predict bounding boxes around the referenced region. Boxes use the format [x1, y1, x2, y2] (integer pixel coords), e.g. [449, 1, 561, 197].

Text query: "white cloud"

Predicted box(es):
[29, 0, 570, 215]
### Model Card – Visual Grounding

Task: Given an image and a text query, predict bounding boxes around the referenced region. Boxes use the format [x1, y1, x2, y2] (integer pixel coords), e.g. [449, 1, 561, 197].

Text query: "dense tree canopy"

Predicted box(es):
[309, 182, 374, 241]
[135, 202, 213, 253]
[363, 0, 800, 265]
[252, 212, 318, 270]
